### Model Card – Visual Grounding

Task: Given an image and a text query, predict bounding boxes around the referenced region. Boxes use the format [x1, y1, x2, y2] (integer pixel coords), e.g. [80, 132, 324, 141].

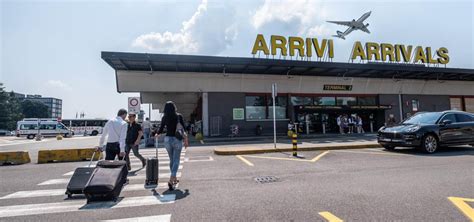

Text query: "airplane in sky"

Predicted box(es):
[327, 11, 371, 40]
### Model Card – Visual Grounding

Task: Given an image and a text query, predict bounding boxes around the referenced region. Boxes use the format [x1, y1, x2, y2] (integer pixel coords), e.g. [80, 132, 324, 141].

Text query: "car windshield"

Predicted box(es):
[403, 112, 442, 125]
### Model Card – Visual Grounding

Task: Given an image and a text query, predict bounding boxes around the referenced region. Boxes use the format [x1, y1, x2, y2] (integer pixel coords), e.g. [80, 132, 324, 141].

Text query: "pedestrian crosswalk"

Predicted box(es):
[0, 148, 186, 220]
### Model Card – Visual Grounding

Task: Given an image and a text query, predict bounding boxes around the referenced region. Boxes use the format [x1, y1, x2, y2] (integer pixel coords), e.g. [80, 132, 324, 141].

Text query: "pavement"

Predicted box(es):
[1, 135, 474, 221]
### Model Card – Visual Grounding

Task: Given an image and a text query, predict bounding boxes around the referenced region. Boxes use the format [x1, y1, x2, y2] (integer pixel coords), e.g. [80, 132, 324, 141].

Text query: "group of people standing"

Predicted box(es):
[97, 101, 188, 188]
[336, 114, 364, 134]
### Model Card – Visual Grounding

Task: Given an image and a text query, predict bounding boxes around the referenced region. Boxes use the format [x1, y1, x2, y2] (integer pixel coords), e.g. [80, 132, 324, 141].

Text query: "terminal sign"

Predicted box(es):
[323, 85, 353, 91]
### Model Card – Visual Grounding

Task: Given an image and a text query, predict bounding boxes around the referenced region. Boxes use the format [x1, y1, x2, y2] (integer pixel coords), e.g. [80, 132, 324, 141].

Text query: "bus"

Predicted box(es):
[62, 119, 108, 136]
[16, 118, 72, 139]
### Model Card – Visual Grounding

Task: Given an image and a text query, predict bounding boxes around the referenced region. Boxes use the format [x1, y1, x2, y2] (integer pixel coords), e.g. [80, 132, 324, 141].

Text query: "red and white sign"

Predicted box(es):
[128, 97, 141, 113]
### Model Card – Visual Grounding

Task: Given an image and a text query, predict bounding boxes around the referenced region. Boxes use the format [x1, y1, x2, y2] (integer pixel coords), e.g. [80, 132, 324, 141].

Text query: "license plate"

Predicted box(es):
[379, 138, 391, 142]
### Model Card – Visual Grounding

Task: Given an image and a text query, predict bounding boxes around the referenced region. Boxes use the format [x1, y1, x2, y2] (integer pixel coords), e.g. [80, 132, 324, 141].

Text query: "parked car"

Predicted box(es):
[378, 111, 474, 153]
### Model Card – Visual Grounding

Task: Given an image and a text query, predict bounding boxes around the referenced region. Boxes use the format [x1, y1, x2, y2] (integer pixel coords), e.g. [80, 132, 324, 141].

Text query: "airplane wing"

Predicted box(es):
[326, 21, 352, 27]
[360, 26, 370, 34]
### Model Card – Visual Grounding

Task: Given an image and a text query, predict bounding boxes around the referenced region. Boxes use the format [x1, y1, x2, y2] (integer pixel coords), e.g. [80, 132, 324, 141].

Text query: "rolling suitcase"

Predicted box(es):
[65, 151, 98, 198]
[145, 137, 159, 185]
[96, 159, 128, 185]
[83, 167, 126, 203]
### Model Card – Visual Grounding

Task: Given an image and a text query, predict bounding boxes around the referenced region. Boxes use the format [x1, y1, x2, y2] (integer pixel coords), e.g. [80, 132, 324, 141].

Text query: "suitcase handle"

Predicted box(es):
[155, 137, 159, 158]
[88, 151, 96, 167]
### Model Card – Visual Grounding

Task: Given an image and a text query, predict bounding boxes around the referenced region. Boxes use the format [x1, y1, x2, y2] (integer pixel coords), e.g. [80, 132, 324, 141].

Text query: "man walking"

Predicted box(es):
[124, 112, 146, 171]
[141, 117, 152, 146]
[98, 109, 128, 160]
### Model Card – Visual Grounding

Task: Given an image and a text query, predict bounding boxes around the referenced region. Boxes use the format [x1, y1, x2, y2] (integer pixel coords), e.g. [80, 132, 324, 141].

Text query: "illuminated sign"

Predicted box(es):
[323, 85, 353, 91]
[251, 34, 449, 65]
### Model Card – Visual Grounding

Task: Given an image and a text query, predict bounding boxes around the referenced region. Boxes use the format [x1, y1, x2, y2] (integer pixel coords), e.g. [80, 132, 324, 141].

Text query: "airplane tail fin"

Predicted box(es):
[333, 31, 345, 40]
[337, 31, 344, 36]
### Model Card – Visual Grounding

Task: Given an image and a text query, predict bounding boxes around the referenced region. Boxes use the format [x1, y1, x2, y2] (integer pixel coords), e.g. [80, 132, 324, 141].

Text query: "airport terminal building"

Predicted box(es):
[102, 50, 474, 137]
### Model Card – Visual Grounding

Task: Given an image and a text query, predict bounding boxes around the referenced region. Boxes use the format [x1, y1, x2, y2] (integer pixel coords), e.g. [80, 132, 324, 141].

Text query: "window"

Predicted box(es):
[412, 99, 419, 112]
[246, 96, 266, 120]
[268, 96, 287, 119]
[20, 124, 38, 130]
[358, 96, 377, 106]
[291, 97, 312, 106]
[40, 124, 56, 130]
[337, 97, 357, 106]
[440, 114, 457, 123]
[314, 97, 336, 105]
[456, 114, 474, 122]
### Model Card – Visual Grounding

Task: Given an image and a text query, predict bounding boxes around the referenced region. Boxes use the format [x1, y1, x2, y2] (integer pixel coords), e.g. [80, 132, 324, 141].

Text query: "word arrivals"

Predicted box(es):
[252, 34, 334, 59]
[351, 42, 449, 64]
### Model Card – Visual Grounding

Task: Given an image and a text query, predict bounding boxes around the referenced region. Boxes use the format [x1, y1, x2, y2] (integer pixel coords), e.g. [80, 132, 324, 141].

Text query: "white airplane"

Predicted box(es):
[327, 11, 371, 40]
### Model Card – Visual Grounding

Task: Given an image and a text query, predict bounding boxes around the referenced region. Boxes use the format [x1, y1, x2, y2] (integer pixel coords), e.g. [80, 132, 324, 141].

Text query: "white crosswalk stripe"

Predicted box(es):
[101, 214, 171, 222]
[0, 195, 175, 218]
[0, 146, 186, 219]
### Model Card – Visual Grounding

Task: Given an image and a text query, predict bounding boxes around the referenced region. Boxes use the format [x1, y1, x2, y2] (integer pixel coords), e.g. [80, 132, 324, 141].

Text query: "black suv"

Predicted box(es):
[378, 111, 474, 153]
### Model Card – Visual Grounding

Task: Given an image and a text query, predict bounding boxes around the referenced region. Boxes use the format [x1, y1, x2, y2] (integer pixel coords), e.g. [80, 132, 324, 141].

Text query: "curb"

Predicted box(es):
[0, 151, 31, 165]
[38, 148, 102, 164]
[214, 143, 382, 155]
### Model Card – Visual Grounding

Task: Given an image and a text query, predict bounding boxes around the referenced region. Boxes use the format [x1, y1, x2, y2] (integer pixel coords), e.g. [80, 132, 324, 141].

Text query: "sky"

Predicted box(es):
[1, 0, 473, 119]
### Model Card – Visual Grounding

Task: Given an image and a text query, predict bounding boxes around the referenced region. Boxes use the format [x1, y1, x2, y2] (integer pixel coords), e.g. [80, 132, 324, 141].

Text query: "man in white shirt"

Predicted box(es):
[97, 109, 128, 160]
[141, 117, 152, 145]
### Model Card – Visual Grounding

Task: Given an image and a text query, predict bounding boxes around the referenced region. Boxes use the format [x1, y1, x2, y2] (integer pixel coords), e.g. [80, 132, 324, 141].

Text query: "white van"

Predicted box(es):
[16, 118, 72, 139]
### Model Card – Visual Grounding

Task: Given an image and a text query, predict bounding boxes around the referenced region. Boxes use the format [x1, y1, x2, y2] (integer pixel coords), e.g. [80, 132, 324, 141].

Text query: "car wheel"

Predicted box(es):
[91, 131, 98, 136]
[421, 134, 438, 154]
[383, 145, 395, 151]
[27, 134, 35, 139]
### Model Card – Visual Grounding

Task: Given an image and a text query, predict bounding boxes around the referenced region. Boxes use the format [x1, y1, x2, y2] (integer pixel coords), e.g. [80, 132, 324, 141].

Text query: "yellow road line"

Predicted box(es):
[318, 211, 343, 222]
[448, 197, 474, 221]
[236, 155, 254, 166]
[311, 151, 330, 162]
[243, 155, 311, 162]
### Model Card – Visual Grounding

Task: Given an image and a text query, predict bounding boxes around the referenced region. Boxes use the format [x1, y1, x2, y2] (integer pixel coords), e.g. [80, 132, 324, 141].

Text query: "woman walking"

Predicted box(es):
[156, 101, 189, 190]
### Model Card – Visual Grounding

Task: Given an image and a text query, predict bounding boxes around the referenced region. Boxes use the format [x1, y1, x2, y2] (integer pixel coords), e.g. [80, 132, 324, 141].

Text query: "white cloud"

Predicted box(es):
[47, 80, 72, 91]
[132, 0, 237, 55]
[251, 0, 331, 37]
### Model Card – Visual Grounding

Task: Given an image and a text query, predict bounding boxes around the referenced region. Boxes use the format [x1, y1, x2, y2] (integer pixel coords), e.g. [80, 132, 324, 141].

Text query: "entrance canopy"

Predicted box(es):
[102, 51, 474, 81]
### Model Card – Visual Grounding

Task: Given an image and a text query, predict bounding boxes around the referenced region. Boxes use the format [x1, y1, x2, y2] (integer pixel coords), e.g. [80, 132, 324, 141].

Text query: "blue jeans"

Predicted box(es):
[163, 136, 183, 177]
[143, 128, 150, 144]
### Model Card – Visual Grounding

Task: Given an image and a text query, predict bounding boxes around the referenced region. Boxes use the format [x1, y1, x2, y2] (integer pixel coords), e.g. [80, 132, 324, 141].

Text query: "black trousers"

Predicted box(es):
[105, 142, 124, 160]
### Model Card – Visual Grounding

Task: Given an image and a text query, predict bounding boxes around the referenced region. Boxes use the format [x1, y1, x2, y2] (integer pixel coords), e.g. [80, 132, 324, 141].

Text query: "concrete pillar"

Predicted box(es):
[202, 92, 209, 137]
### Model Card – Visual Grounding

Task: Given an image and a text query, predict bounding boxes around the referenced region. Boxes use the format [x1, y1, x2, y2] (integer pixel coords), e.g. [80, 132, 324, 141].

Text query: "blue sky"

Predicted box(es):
[1, 0, 473, 119]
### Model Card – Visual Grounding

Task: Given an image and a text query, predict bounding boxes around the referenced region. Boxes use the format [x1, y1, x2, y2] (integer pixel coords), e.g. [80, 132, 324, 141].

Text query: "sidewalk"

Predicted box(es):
[207, 133, 381, 155]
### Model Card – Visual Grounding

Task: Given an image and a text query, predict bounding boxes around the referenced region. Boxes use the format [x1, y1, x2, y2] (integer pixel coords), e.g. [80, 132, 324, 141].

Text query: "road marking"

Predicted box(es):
[332, 150, 407, 156]
[243, 155, 310, 162]
[311, 151, 330, 162]
[184, 156, 214, 162]
[236, 155, 254, 166]
[39, 173, 182, 185]
[0, 194, 175, 218]
[318, 211, 343, 222]
[101, 214, 171, 222]
[1, 183, 169, 199]
[448, 196, 474, 221]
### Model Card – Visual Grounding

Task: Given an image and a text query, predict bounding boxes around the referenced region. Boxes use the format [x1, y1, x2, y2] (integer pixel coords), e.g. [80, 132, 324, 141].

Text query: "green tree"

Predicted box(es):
[7, 91, 24, 129]
[21, 100, 49, 118]
[0, 83, 10, 129]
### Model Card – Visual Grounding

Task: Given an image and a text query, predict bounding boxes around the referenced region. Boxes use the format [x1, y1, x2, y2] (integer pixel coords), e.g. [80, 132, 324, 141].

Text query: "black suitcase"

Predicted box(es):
[145, 138, 159, 185]
[83, 167, 126, 203]
[96, 160, 128, 184]
[65, 152, 98, 198]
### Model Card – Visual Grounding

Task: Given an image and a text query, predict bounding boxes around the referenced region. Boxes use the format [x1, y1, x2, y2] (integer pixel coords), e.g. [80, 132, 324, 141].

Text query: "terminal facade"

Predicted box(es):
[102, 51, 474, 137]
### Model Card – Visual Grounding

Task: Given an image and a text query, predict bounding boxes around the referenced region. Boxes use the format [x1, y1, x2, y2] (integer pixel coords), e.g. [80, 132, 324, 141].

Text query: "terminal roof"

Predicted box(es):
[102, 51, 474, 81]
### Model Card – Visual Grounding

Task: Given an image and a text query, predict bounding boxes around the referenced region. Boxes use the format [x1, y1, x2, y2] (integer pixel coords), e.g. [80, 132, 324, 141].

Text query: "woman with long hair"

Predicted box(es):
[156, 101, 189, 189]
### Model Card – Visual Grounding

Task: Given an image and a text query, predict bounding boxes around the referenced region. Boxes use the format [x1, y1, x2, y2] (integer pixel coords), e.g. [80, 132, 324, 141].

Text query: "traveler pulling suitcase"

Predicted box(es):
[65, 151, 98, 198]
[145, 137, 159, 185]
[83, 159, 128, 203]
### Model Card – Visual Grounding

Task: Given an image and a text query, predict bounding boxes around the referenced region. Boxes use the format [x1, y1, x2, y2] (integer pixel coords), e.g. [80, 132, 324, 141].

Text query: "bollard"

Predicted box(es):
[292, 133, 298, 157]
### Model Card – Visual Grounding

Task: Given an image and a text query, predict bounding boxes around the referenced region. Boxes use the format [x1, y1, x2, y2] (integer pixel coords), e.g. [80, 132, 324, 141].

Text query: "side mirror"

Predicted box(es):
[441, 119, 452, 126]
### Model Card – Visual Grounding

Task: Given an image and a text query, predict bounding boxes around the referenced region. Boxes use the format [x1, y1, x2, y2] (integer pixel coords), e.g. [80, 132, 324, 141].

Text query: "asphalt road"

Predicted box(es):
[0, 138, 473, 221]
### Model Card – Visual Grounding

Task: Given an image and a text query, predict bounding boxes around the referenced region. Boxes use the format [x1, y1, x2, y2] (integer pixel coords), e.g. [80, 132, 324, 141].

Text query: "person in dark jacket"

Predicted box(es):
[156, 101, 189, 189]
[124, 112, 146, 171]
